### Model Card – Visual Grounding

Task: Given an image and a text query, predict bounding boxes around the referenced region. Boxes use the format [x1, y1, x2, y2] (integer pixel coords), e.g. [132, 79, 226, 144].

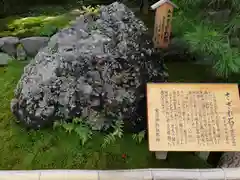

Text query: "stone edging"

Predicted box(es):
[0, 168, 240, 180]
[0, 36, 50, 65]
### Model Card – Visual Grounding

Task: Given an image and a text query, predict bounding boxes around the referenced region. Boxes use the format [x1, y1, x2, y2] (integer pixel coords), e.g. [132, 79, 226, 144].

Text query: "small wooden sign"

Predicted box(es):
[147, 83, 240, 151]
[151, 0, 178, 48]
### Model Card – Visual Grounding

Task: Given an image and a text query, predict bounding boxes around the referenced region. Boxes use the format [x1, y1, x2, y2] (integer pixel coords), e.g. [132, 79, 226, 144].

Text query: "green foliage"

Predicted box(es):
[207, 0, 240, 10]
[102, 120, 124, 148]
[53, 117, 92, 146]
[207, 0, 227, 9]
[184, 23, 225, 54]
[62, 122, 75, 134]
[74, 125, 93, 146]
[176, 0, 240, 10]
[0, 4, 101, 37]
[175, 0, 202, 9]
[54, 116, 125, 148]
[53, 120, 61, 130]
[224, 13, 240, 36]
[172, 11, 195, 37]
[172, 0, 240, 78]
[82, 5, 100, 14]
[183, 23, 240, 78]
[132, 130, 145, 144]
[213, 45, 240, 78]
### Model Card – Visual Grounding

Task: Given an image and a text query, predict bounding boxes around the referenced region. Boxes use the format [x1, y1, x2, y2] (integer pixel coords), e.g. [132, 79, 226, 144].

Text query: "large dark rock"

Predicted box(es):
[11, 2, 167, 131]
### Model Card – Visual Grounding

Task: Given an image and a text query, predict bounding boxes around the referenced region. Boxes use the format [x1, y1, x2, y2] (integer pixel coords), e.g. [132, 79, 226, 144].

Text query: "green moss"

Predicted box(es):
[0, 14, 73, 38]
[0, 5, 101, 38]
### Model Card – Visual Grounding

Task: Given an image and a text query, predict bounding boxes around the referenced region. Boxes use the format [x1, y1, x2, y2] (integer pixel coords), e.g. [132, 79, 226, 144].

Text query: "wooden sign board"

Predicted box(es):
[153, 3, 173, 48]
[147, 83, 240, 151]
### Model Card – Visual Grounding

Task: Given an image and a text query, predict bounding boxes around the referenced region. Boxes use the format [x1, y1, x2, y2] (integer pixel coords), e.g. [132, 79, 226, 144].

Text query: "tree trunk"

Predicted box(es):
[140, 0, 149, 15]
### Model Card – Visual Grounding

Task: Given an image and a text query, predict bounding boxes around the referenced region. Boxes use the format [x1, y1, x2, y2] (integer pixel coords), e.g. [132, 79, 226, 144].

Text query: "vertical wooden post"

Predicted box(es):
[151, 0, 178, 49]
[140, 0, 149, 15]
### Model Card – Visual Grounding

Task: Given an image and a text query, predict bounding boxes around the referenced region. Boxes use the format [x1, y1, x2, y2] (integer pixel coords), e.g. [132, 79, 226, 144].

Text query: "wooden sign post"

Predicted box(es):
[151, 0, 178, 48]
[147, 83, 240, 160]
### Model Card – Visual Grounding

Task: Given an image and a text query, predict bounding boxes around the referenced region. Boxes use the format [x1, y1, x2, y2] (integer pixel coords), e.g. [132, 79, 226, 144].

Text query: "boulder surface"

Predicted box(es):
[0, 37, 19, 57]
[11, 2, 167, 130]
[0, 52, 12, 65]
[20, 37, 49, 57]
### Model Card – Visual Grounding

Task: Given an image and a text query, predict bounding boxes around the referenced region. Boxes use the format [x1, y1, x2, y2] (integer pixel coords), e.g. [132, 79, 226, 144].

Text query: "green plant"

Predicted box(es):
[102, 120, 124, 148]
[132, 130, 145, 144]
[53, 117, 92, 146]
[184, 23, 225, 54]
[208, 0, 226, 9]
[82, 5, 100, 14]
[224, 13, 240, 36]
[183, 23, 240, 78]
[76, 0, 84, 5]
[213, 44, 240, 78]
[172, 11, 195, 37]
[175, 0, 202, 9]
[208, 0, 240, 10]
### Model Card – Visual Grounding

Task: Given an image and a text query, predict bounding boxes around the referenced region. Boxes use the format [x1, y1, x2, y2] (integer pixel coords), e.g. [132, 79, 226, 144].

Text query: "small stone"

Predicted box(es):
[20, 37, 49, 57]
[0, 52, 12, 65]
[0, 37, 19, 57]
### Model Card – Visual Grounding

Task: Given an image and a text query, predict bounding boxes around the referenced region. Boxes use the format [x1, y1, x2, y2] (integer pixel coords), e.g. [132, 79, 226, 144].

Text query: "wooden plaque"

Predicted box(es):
[153, 3, 173, 48]
[147, 83, 240, 151]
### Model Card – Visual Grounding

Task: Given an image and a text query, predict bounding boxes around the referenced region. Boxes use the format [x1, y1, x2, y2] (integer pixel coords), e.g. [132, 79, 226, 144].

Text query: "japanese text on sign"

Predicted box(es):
[147, 84, 240, 151]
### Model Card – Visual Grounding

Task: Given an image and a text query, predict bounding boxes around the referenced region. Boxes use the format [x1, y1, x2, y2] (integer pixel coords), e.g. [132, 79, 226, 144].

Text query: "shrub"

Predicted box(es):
[183, 22, 240, 78]
[213, 45, 240, 78]
[224, 13, 240, 37]
[183, 23, 225, 54]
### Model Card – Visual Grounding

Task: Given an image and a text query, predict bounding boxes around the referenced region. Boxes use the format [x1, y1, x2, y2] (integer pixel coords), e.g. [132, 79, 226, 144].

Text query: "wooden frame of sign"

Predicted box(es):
[147, 83, 240, 160]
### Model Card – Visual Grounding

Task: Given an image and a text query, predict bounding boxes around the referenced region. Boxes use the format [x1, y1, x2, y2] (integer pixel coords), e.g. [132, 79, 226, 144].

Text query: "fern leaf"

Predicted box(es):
[132, 134, 137, 141]
[137, 130, 146, 143]
[73, 117, 83, 124]
[62, 122, 75, 134]
[102, 134, 116, 148]
[74, 125, 92, 146]
[53, 121, 61, 130]
[102, 120, 124, 148]
[132, 130, 145, 144]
